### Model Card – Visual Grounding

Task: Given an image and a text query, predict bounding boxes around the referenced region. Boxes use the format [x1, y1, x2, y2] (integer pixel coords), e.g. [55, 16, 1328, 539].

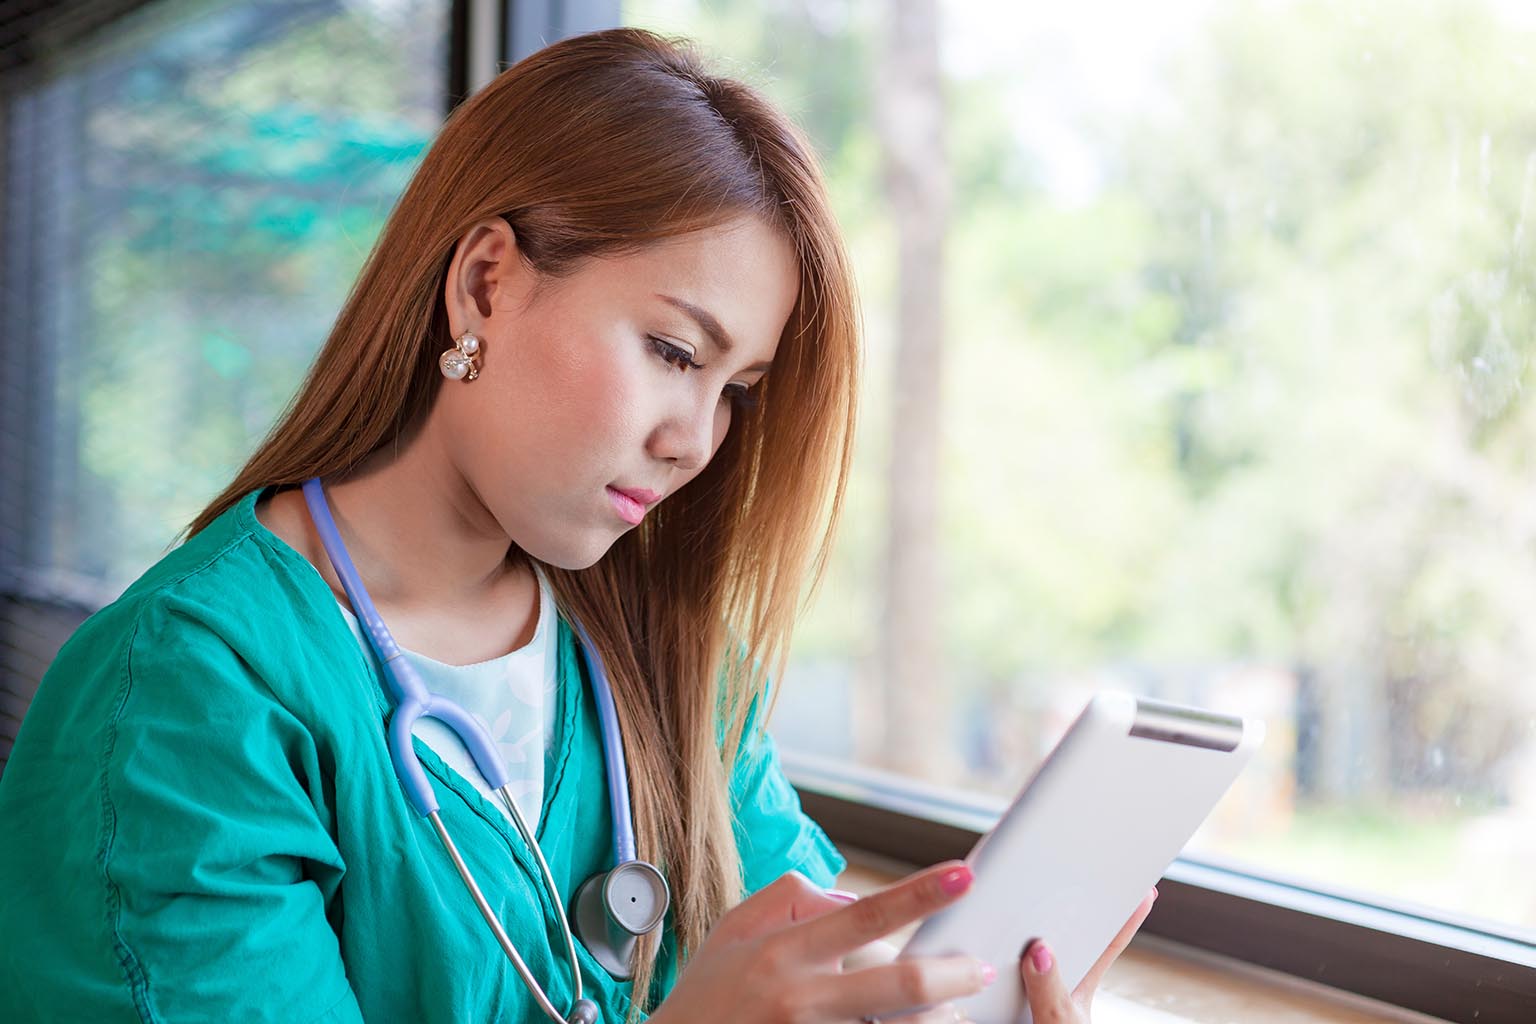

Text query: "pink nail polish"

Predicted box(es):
[826, 888, 859, 904]
[940, 866, 973, 895]
[980, 962, 997, 986]
[1030, 942, 1054, 974]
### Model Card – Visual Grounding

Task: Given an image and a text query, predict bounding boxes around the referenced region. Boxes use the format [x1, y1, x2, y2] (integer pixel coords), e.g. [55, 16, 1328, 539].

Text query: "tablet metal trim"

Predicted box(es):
[1129, 698, 1243, 752]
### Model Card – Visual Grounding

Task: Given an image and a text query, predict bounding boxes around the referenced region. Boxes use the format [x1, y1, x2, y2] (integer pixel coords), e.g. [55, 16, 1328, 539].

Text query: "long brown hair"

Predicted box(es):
[189, 27, 859, 1013]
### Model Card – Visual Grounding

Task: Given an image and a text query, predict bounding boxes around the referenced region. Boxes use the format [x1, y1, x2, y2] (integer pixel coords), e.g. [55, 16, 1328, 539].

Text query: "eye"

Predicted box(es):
[721, 382, 759, 410]
[649, 336, 702, 373]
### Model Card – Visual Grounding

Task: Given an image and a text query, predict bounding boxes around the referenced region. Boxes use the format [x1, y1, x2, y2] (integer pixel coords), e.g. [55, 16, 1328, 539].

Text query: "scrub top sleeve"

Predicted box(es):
[99, 601, 365, 1024]
[727, 691, 848, 896]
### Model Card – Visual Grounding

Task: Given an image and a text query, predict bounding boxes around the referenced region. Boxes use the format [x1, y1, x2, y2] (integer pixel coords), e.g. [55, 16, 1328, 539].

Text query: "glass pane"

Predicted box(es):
[7, 0, 449, 593]
[624, 0, 1536, 936]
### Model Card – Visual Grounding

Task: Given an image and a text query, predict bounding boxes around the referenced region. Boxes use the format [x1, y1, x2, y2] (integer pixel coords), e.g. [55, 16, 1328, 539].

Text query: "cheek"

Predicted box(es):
[511, 328, 649, 467]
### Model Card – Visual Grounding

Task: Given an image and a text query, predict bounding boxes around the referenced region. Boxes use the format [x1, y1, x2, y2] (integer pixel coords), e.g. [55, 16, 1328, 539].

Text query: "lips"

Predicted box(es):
[606, 486, 655, 526]
[610, 486, 661, 505]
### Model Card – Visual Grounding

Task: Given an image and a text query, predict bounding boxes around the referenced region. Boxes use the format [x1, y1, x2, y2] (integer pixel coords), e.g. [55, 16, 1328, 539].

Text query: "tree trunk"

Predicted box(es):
[872, 0, 953, 781]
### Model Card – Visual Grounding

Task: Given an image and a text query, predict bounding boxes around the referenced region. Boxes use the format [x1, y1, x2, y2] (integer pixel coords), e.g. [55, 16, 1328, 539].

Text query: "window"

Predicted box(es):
[5, 0, 1532, 1015]
[1, 0, 451, 602]
[626, 0, 1536, 947]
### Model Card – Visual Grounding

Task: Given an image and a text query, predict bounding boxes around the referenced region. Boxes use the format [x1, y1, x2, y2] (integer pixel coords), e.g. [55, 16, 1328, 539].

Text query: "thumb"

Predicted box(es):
[1020, 939, 1073, 1023]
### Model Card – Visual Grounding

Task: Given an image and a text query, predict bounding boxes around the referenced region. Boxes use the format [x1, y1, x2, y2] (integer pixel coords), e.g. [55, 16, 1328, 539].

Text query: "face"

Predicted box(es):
[435, 214, 799, 569]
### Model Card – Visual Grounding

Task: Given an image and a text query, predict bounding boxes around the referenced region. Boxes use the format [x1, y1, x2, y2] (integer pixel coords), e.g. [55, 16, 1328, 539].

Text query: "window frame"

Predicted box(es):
[785, 751, 1536, 1023]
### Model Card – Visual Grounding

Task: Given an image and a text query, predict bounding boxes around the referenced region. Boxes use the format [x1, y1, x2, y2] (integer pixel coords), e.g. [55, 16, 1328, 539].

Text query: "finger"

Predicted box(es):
[822, 954, 993, 1021]
[1074, 886, 1157, 1000]
[790, 861, 974, 963]
[715, 870, 849, 942]
[1020, 939, 1073, 1023]
[841, 938, 903, 972]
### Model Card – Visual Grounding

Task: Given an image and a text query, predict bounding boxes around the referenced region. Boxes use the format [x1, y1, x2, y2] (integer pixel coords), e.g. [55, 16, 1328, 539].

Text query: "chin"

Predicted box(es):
[525, 530, 622, 572]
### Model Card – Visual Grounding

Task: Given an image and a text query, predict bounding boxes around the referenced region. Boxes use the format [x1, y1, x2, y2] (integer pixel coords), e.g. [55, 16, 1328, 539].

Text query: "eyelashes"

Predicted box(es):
[648, 336, 760, 410]
[649, 335, 704, 372]
[723, 383, 759, 410]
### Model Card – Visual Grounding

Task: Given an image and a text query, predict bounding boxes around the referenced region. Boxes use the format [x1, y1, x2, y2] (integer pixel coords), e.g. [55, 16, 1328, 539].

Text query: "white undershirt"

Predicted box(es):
[336, 565, 560, 831]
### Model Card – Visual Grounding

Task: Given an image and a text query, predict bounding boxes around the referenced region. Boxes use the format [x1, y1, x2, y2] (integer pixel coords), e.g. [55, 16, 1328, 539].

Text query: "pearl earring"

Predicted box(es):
[439, 331, 481, 381]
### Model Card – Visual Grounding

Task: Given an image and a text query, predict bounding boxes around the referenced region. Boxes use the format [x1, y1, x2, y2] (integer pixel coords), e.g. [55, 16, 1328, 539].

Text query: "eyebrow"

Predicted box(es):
[656, 293, 773, 373]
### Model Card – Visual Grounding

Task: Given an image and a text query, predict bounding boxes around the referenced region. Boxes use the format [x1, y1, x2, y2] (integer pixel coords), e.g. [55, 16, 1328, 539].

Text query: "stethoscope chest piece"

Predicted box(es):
[572, 861, 671, 979]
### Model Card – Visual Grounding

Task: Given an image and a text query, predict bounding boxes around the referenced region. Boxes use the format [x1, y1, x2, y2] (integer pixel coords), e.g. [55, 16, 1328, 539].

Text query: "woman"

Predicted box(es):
[0, 27, 1151, 1024]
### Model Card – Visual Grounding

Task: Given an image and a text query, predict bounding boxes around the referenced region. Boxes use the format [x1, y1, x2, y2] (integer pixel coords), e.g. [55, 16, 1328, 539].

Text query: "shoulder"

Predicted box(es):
[0, 491, 370, 1024]
[45, 488, 367, 725]
[5, 488, 372, 839]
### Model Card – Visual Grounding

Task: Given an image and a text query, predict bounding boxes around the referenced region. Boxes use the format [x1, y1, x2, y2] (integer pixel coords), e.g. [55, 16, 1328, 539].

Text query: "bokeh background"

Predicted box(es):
[3, 0, 1533, 940]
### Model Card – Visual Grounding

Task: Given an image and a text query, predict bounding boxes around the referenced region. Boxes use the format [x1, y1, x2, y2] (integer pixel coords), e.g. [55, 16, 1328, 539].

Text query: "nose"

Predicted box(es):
[648, 397, 720, 473]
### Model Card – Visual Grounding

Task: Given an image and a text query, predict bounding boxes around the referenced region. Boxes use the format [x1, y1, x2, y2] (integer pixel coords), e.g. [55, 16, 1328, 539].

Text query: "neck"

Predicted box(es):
[320, 421, 527, 613]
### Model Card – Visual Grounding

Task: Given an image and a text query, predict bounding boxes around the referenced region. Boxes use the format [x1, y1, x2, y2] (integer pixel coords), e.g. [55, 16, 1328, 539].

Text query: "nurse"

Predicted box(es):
[0, 27, 1151, 1024]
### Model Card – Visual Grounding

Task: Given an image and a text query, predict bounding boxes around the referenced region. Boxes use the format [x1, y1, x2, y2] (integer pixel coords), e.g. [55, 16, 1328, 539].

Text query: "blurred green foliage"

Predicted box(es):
[64, 0, 442, 574]
[629, 0, 1536, 792]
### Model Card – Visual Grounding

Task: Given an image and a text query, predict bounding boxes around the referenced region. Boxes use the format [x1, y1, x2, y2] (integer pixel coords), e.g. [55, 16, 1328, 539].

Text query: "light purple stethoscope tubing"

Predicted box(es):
[300, 477, 637, 870]
[570, 618, 637, 865]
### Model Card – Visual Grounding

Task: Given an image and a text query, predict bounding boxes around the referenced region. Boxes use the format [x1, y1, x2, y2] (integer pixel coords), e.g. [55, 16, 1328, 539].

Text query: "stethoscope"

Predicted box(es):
[301, 478, 669, 1024]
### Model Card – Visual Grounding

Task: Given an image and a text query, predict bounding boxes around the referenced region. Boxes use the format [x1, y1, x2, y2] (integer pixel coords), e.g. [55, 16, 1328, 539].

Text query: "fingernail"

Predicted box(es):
[940, 865, 973, 895]
[979, 962, 997, 986]
[826, 888, 859, 904]
[1029, 942, 1054, 974]
[1152, 886, 1160, 901]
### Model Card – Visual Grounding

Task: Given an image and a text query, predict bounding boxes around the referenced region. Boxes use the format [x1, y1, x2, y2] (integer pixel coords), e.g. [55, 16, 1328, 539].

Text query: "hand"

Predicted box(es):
[837, 887, 1160, 1023]
[1018, 888, 1159, 1023]
[648, 861, 995, 1024]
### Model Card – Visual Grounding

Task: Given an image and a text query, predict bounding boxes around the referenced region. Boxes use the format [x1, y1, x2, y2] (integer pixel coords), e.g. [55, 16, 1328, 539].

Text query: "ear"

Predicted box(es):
[443, 217, 528, 337]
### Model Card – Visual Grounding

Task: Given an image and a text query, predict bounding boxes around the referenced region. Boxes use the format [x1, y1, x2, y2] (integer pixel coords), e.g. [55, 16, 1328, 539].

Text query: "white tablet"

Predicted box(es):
[899, 691, 1264, 1024]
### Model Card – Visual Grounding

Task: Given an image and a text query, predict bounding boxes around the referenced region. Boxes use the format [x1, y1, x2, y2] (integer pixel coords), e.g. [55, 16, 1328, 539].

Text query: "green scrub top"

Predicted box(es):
[0, 488, 846, 1023]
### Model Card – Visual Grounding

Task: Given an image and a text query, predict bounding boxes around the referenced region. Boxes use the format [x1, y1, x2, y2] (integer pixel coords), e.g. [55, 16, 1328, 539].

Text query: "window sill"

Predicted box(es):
[791, 750, 1533, 1022]
[836, 853, 1450, 1024]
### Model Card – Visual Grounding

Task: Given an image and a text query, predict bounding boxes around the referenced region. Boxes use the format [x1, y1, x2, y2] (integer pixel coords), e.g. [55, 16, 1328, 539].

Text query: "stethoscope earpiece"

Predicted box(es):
[572, 861, 671, 979]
